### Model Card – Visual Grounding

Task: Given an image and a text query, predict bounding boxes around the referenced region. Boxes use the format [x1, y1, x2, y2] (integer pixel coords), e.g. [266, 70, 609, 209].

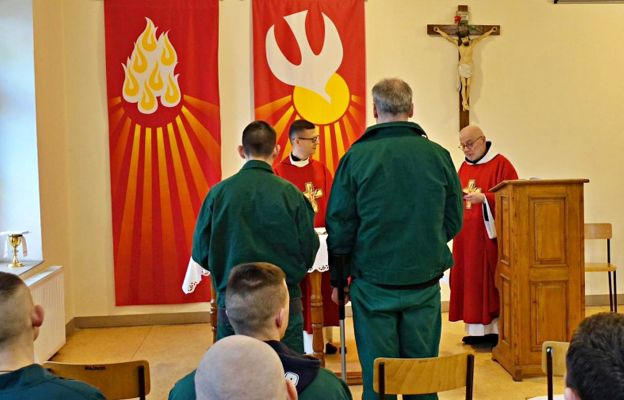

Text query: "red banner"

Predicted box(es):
[253, 0, 366, 172]
[104, 0, 220, 305]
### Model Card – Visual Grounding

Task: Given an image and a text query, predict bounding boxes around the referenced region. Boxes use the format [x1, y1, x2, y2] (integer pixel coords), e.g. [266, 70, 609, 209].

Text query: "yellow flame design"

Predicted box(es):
[132, 46, 148, 74]
[149, 61, 164, 93]
[140, 80, 157, 114]
[163, 73, 181, 107]
[140, 18, 158, 52]
[160, 33, 177, 67]
[122, 64, 140, 100]
[122, 18, 182, 114]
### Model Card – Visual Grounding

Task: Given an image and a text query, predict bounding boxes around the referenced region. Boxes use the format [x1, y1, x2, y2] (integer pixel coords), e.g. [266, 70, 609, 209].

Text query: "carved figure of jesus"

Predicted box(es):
[433, 26, 497, 111]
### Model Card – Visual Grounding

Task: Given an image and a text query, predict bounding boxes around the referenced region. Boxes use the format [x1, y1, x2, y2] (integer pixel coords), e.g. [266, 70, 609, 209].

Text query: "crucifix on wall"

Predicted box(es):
[428, 5, 500, 130]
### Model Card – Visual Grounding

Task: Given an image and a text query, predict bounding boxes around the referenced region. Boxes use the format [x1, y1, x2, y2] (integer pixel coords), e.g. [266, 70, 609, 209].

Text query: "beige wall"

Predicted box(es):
[33, 0, 624, 320]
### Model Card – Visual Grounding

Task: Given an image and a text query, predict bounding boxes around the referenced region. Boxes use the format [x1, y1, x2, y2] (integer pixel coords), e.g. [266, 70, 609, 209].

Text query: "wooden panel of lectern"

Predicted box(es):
[491, 179, 588, 380]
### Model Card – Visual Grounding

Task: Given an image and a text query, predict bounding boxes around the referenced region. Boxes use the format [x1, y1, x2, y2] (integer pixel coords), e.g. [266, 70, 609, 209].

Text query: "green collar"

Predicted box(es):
[356, 121, 428, 144]
[241, 159, 274, 173]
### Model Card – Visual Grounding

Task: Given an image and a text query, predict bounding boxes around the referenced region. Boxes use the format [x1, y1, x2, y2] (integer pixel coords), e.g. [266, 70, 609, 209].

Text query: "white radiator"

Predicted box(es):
[24, 265, 66, 362]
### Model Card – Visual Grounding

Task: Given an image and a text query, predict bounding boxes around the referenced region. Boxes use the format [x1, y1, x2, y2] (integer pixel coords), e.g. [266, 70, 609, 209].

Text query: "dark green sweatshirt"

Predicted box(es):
[327, 121, 463, 285]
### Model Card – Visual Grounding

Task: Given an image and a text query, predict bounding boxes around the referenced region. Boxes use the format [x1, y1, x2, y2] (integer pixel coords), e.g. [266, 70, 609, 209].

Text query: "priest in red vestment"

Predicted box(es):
[449, 125, 518, 345]
[274, 119, 339, 353]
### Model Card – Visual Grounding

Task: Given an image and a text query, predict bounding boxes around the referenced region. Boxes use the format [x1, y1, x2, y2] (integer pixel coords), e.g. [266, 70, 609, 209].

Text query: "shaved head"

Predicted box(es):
[0, 272, 41, 346]
[459, 125, 484, 139]
[195, 335, 295, 400]
[225, 262, 289, 338]
[459, 125, 488, 161]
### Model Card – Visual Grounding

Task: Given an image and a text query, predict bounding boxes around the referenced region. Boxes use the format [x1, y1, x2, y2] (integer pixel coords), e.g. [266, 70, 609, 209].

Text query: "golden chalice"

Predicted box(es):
[8, 234, 24, 268]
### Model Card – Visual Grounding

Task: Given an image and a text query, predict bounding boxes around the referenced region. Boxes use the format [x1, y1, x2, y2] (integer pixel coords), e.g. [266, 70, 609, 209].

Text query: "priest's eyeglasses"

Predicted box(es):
[298, 135, 320, 143]
[458, 136, 484, 150]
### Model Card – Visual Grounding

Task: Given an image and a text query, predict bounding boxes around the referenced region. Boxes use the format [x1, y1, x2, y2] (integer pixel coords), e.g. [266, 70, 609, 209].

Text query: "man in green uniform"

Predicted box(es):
[0, 272, 104, 400]
[326, 78, 463, 400]
[191, 120, 319, 353]
[169, 262, 351, 400]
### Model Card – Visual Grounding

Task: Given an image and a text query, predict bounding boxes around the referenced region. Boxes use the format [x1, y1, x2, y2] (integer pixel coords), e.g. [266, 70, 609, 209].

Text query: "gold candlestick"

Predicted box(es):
[8, 234, 24, 268]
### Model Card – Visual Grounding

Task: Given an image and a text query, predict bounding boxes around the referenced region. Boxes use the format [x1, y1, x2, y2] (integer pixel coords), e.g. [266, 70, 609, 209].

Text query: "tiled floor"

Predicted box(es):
[52, 309, 608, 399]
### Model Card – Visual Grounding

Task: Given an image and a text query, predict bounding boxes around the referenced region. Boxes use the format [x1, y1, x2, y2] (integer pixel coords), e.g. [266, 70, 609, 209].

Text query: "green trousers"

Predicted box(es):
[217, 310, 304, 354]
[350, 279, 441, 400]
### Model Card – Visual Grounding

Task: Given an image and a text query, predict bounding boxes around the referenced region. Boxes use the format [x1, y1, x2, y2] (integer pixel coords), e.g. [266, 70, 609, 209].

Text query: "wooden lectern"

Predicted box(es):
[491, 179, 588, 381]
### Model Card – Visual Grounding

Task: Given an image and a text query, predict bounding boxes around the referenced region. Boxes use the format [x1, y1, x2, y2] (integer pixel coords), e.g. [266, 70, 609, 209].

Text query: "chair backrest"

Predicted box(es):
[43, 360, 151, 400]
[542, 341, 569, 400]
[541, 341, 569, 377]
[585, 223, 612, 240]
[373, 353, 474, 399]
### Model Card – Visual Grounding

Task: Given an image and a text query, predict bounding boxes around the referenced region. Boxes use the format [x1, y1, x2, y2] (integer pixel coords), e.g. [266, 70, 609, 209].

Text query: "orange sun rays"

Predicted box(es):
[109, 96, 219, 282]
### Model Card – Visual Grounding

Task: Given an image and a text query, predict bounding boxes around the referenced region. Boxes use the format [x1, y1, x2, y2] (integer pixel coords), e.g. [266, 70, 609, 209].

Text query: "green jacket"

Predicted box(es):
[192, 160, 319, 307]
[301, 368, 352, 400]
[327, 121, 463, 285]
[0, 364, 104, 400]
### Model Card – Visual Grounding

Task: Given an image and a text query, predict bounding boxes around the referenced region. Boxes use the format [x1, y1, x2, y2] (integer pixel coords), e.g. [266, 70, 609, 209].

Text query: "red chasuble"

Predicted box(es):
[274, 157, 339, 332]
[449, 152, 518, 325]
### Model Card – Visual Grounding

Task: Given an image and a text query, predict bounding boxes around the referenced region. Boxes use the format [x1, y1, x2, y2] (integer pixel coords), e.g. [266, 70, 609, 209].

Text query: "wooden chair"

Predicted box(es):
[542, 341, 569, 400]
[43, 360, 150, 400]
[585, 223, 618, 312]
[373, 353, 474, 400]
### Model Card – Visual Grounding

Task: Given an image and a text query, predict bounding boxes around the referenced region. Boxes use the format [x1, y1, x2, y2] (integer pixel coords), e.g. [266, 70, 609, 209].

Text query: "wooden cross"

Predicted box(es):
[427, 5, 500, 130]
[303, 182, 323, 213]
[462, 179, 482, 209]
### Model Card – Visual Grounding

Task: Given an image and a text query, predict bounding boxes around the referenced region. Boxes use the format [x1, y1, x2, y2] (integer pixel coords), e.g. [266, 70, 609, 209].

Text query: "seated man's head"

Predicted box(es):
[195, 335, 297, 400]
[0, 272, 44, 362]
[225, 262, 289, 340]
[238, 120, 279, 162]
[565, 312, 624, 400]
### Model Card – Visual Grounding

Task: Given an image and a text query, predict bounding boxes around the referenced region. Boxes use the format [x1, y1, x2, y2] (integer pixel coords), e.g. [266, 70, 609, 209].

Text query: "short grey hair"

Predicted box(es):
[372, 78, 413, 116]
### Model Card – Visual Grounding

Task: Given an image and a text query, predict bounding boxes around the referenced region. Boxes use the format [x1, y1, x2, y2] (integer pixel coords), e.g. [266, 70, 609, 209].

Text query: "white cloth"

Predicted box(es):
[458, 63, 473, 78]
[465, 318, 499, 336]
[465, 143, 500, 240]
[482, 197, 497, 239]
[308, 229, 328, 272]
[289, 154, 310, 167]
[182, 258, 210, 294]
[182, 229, 329, 293]
[1, 231, 29, 258]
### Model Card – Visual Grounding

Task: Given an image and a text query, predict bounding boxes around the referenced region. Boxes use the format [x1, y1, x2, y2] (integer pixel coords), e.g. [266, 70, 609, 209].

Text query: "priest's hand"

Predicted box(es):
[331, 286, 350, 305]
[464, 192, 485, 204]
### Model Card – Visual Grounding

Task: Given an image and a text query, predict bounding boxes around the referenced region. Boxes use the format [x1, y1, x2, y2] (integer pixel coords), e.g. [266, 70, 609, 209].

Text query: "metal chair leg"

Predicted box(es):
[138, 365, 146, 400]
[614, 271, 618, 313]
[546, 347, 553, 400]
[466, 354, 474, 400]
[609, 272, 614, 312]
[379, 362, 385, 400]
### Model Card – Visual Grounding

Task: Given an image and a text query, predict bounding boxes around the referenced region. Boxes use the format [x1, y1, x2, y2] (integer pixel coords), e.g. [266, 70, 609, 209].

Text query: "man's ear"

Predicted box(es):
[285, 379, 298, 400]
[408, 103, 414, 118]
[275, 307, 286, 329]
[31, 304, 44, 341]
[32, 304, 44, 328]
[564, 387, 581, 400]
[373, 103, 378, 119]
[238, 145, 246, 159]
[273, 144, 281, 158]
